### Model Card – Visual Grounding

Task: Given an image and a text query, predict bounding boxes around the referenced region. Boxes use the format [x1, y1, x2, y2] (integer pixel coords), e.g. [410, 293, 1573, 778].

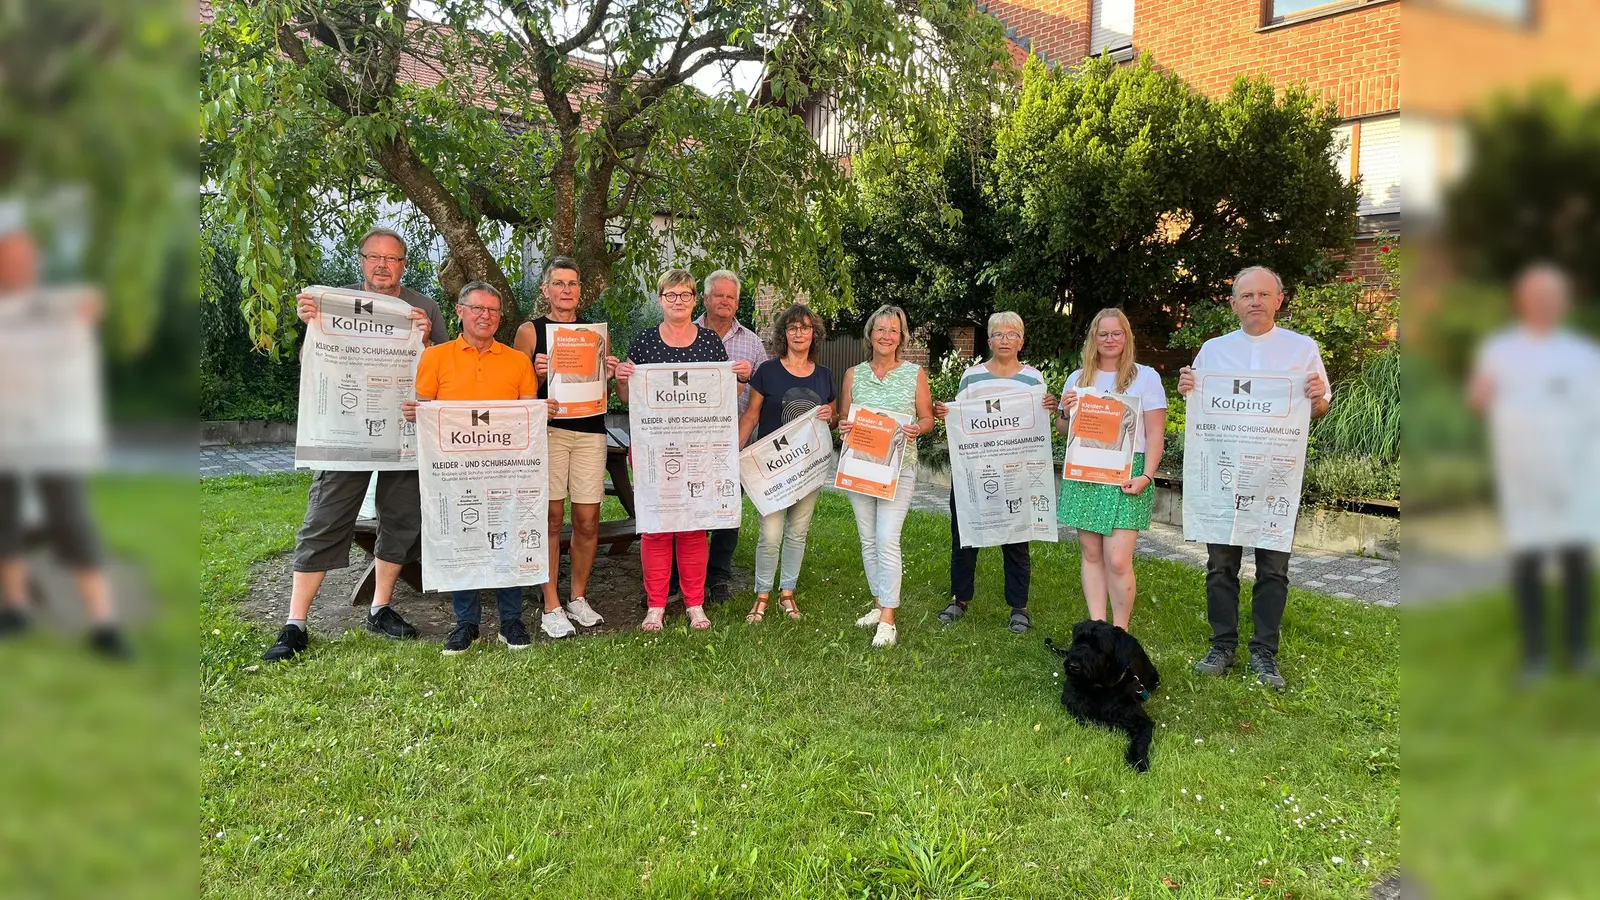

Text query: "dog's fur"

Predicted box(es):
[1047, 620, 1161, 772]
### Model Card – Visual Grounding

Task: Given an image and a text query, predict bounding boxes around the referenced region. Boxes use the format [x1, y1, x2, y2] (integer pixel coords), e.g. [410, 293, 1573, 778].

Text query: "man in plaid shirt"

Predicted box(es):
[692, 269, 769, 604]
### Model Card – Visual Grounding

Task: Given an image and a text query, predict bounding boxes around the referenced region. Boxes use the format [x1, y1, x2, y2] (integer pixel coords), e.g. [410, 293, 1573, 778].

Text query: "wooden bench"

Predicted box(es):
[348, 424, 638, 604]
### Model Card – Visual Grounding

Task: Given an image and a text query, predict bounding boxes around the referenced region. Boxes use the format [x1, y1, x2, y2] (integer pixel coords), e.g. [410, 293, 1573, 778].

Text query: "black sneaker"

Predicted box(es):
[938, 599, 968, 625]
[499, 619, 532, 651]
[442, 622, 478, 656]
[1193, 645, 1235, 676]
[1250, 650, 1287, 690]
[263, 624, 309, 662]
[367, 605, 419, 640]
[0, 606, 29, 638]
[707, 582, 733, 606]
[87, 625, 132, 660]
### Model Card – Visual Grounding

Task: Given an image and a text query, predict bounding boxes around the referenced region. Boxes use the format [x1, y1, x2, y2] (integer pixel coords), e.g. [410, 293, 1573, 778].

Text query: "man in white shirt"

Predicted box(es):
[1178, 266, 1331, 690]
[1467, 263, 1598, 682]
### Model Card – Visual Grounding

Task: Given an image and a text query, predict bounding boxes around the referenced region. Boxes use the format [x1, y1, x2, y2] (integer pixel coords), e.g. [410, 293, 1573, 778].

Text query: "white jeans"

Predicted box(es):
[847, 470, 917, 609]
[754, 488, 822, 594]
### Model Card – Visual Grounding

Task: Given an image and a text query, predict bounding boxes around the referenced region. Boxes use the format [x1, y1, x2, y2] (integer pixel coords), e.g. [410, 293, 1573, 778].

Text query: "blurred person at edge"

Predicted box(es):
[260, 227, 448, 663]
[1468, 263, 1600, 683]
[0, 226, 129, 658]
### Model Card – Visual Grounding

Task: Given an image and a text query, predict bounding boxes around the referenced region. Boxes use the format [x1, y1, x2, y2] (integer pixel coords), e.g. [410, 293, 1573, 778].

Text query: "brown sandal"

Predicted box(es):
[779, 591, 802, 620]
[747, 595, 769, 624]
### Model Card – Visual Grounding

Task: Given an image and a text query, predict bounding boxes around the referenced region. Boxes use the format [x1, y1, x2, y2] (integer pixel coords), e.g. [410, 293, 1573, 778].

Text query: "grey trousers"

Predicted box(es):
[0, 475, 103, 568]
[293, 470, 422, 572]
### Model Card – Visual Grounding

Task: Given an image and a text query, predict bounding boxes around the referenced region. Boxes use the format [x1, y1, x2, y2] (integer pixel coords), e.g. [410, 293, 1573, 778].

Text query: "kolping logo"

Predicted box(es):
[773, 435, 789, 451]
[985, 399, 1002, 413]
[353, 297, 374, 315]
[472, 410, 491, 426]
[1233, 379, 1252, 395]
[673, 371, 690, 386]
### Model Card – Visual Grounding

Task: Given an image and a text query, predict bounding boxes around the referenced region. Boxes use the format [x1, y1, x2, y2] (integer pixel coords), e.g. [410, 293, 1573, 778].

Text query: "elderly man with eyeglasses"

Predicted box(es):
[262, 227, 450, 663]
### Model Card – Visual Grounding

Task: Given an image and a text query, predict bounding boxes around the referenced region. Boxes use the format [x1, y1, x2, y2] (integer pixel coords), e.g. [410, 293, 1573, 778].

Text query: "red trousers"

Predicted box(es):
[641, 531, 707, 609]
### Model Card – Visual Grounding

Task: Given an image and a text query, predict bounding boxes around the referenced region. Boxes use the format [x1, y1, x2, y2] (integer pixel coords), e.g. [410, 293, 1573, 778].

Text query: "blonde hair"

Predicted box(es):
[987, 311, 1024, 338]
[1075, 308, 1138, 393]
[863, 304, 910, 360]
[657, 268, 696, 294]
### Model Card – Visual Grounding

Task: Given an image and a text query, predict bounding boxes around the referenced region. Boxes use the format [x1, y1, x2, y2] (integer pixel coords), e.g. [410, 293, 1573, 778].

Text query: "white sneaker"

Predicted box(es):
[871, 622, 897, 648]
[540, 608, 577, 639]
[564, 597, 604, 627]
[855, 607, 882, 629]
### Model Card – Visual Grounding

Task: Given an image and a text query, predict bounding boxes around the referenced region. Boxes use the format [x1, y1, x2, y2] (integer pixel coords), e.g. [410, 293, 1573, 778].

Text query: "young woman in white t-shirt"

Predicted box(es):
[1056, 308, 1167, 631]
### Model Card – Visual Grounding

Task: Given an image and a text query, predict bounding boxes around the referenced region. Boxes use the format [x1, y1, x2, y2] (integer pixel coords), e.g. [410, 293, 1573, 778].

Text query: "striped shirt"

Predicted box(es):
[956, 363, 1046, 397]
[696, 315, 768, 414]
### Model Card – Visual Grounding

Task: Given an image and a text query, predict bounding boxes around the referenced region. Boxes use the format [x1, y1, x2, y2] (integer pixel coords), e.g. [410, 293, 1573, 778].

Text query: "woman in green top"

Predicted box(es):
[838, 305, 934, 649]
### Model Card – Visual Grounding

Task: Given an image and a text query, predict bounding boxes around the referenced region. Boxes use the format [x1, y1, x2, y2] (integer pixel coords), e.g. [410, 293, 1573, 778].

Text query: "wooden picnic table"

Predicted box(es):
[348, 426, 638, 604]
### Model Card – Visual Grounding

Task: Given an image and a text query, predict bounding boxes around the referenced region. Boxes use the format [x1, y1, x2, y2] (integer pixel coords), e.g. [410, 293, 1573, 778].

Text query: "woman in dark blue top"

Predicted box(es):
[736, 304, 836, 623]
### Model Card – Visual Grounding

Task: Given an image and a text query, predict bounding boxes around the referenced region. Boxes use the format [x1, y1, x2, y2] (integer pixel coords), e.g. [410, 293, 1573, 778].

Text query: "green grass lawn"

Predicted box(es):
[1404, 595, 1600, 900]
[2, 475, 195, 900]
[202, 473, 1398, 899]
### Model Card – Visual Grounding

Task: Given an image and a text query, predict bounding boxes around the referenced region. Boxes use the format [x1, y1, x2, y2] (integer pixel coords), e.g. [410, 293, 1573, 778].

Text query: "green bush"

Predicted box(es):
[1312, 344, 1400, 462]
[1302, 453, 1400, 507]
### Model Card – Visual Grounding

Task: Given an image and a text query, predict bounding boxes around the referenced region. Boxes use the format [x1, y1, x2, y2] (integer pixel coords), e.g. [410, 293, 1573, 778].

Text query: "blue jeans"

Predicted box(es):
[451, 587, 525, 626]
[754, 488, 822, 594]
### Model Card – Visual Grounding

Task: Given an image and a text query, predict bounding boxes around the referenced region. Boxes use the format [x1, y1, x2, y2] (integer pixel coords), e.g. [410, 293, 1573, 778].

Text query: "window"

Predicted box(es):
[1264, 0, 1384, 27]
[1091, 0, 1135, 55]
[1332, 114, 1402, 218]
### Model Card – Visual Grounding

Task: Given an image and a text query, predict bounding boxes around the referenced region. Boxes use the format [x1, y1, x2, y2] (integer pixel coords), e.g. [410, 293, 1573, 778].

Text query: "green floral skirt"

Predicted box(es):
[1057, 452, 1152, 535]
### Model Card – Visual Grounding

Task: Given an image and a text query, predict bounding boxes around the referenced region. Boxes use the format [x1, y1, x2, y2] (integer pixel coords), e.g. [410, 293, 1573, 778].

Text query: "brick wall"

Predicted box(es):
[992, 0, 1398, 119]
[1127, 0, 1398, 118]
[1406, 1, 1600, 118]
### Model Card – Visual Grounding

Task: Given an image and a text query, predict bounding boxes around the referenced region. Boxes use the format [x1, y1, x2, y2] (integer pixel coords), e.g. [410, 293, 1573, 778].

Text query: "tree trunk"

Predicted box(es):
[373, 134, 521, 340]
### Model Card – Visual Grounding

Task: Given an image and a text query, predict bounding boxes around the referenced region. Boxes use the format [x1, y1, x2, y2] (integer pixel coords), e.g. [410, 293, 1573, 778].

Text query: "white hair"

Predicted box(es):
[1231, 265, 1283, 299]
[705, 269, 741, 298]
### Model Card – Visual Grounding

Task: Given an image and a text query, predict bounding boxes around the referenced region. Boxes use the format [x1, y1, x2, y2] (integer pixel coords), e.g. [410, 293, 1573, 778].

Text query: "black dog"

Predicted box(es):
[1046, 620, 1161, 772]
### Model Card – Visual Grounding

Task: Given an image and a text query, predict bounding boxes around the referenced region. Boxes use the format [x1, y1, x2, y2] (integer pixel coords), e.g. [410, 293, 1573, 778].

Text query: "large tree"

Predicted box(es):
[201, 0, 1009, 351]
[845, 54, 1359, 358]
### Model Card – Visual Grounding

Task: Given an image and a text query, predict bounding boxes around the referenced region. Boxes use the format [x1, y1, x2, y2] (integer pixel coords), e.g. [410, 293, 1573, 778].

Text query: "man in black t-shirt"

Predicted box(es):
[513, 257, 618, 638]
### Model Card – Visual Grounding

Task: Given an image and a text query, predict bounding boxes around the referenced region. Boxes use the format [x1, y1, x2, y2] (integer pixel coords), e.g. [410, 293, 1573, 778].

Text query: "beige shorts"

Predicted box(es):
[548, 428, 608, 504]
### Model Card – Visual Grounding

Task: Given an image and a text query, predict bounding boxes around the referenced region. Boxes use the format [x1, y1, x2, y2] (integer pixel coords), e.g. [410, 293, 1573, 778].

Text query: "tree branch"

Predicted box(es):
[554, 0, 614, 56]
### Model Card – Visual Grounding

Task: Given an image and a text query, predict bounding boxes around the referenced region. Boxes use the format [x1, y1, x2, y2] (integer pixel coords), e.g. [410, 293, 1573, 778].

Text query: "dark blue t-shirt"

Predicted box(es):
[749, 358, 835, 439]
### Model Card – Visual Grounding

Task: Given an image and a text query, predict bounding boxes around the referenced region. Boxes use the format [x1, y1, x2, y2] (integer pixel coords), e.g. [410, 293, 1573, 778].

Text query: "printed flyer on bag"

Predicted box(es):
[834, 404, 910, 500]
[295, 286, 423, 470]
[628, 363, 742, 532]
[1061, 387, 1141, 485]
[1182, 370, 1309, 552]
[738, 412, 836, 517]
[546, 322, 608, 418]
[946, 388, 1058, 548]
[416, 399, 550, 593]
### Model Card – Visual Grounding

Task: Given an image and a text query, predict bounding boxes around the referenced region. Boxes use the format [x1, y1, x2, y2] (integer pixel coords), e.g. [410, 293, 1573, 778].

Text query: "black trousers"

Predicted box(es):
[668, 527, 741, 593]
[1205, 543, 1292, 656]
[1510, 545, 1593, 663]
[947, 490, 1031, 610]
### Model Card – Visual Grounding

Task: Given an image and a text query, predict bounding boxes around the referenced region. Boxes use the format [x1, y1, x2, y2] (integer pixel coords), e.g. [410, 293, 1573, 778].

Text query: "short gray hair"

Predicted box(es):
[987, 311, 1024, 337]
[457, 280, 503, 306]
[357, 227, 408, 259]
[705, 269, 741, 298]
[1231, 265, 1283, 299]
[542, 256, 580, 285]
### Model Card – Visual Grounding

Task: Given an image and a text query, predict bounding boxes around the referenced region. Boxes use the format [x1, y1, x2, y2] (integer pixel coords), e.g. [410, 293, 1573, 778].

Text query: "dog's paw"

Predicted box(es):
[1129, 755, 1150, 773]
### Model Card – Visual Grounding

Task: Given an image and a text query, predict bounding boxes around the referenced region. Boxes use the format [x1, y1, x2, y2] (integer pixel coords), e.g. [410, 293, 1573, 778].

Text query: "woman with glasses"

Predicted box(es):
[1056, 308, 1167, 631]
[735, 304, 837, 623]
[931, 312, 1058, 633]
[840, 305, 934, 648]
[614, 269, 730, 632]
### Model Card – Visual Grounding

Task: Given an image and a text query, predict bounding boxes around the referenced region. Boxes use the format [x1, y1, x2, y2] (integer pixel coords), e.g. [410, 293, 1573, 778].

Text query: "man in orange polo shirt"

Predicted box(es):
[404, 281, 547, 655]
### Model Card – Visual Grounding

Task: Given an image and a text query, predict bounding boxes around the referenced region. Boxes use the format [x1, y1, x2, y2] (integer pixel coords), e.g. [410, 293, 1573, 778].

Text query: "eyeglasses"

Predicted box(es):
[459, 303, 502, 318]
[1096, 330, 1126, 340]
[989, 331, 1021, 342]
[872, 326, 901, 337]
[786, 324, 814, 334]
[548, 280, 580, 290]
[660, 291, 695, 302]
[360, 252, 406, 265]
